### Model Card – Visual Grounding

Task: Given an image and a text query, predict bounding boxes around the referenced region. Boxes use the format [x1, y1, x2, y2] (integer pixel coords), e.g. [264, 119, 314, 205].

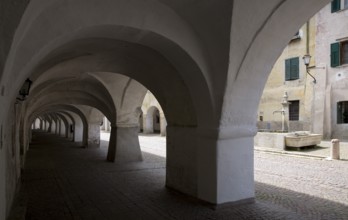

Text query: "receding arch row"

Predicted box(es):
[0, 2, 337, 217]
[28, 104, 89, 145]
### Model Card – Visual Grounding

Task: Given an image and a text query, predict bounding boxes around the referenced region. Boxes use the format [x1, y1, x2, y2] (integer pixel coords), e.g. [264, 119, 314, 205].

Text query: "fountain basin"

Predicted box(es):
[285, 132, 322, 148]
[254, 132, 288, 150]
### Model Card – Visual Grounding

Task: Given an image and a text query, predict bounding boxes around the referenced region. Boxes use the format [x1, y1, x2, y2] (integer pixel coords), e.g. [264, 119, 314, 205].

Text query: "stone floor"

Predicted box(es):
[255, 140, 348, 160]
[9, 131, 348, 219]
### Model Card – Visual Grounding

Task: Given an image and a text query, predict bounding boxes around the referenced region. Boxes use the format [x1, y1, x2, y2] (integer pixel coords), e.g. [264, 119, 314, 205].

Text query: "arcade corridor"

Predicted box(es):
[9, 131, 348, 219]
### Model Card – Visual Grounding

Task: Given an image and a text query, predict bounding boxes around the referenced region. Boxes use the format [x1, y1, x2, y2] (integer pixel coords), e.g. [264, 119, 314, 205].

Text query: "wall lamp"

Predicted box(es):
[302, 54, 316, 84]
[16, 78, 32, 101]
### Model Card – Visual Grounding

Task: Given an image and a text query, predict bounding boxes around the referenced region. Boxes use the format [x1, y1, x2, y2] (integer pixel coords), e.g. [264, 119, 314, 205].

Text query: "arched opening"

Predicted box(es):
[3, 1, 343, 220]
[144, 106, 160, 134]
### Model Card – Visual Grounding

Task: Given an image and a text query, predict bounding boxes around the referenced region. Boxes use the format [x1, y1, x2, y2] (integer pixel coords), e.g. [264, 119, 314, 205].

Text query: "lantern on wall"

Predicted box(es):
[17, 78, 32, 101]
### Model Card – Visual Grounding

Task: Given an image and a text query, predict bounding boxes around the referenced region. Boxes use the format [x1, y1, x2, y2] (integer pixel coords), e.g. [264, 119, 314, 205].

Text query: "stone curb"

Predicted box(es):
[254, 147, 327, 160]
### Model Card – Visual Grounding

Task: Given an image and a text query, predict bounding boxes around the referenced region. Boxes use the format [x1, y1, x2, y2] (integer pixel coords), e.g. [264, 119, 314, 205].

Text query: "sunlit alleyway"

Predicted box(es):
[12, 131, 348, 220]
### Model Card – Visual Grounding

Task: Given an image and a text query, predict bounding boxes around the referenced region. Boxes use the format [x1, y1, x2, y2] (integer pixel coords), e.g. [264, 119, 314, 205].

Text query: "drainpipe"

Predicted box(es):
[306, 20, 310, 55]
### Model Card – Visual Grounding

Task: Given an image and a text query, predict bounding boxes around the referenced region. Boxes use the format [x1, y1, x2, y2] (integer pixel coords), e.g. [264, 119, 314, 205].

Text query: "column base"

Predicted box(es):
[107, 126, 142, 162]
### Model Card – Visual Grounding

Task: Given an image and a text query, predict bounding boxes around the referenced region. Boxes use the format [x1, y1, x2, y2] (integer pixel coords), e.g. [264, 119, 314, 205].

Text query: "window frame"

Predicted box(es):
[289, 100, 300, 121]
[337, 101, 348, 124]
[285, 57, 300, 81]
[340, 41, 348, 65]
[332, 0, 348, 13]
[331, 40, 348, 67]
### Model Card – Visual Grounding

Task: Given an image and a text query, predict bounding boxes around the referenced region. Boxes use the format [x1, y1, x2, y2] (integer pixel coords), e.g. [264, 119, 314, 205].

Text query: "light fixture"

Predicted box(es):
[302, 54, 316, 84]
[302, 54, 311, 66]
[17, 78, 32, 101]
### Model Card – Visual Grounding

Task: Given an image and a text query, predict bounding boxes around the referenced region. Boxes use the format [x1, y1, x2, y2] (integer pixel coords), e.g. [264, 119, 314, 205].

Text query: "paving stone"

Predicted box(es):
[13, 131, 348, 219]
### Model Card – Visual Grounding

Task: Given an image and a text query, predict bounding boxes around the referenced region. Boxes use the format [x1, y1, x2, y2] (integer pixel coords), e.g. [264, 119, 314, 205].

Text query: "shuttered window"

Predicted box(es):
[331, 41, 348, 67]
[331, 42, 340, 67]
[285, 57, 299, 81]
[332, 0, 341, 12]
[289, 100, 300, 121]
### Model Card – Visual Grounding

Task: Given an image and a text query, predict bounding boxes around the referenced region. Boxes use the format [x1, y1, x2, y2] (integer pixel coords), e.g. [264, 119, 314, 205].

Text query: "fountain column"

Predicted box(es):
[281, 92, 290, 132]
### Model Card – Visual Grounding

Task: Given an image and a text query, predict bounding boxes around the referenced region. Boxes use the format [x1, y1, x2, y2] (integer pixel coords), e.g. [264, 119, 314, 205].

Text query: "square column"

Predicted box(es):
[166, 126, 255, 206]
[197, 135, 254, 204]
[107, 125, 143, 162]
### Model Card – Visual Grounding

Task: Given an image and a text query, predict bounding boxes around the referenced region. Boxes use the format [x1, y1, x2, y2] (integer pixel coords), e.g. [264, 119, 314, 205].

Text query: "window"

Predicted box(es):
[341, 41, 348, 64]
[337, 101, 348, 124]
[332, 0, 348, 12]
[331, 40, 348, 67]
[332, 0, 341, 12]
[285, 57, 299, 81]
[289, 100, 299, 121]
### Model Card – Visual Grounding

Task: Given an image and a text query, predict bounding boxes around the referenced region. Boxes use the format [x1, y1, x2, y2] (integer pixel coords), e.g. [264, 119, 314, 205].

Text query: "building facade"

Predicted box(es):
[258, 1, 348, 140]
[0, 1, 331, 218]
[258, 16, 317, 132]
[314, 1, 348, 139]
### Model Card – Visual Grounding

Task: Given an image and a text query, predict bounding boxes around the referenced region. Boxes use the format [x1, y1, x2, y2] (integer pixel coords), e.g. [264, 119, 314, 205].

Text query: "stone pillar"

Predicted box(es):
[55, 119, 59, 135]
[87, 122, 100, 148]
[107, 125, 117, 161]
[46, 121, 50, 132]
[160, 113, 167, 136]
[166, 126, 198, 196]
[60, 122, 66, 137]
[166, 125, 254, 205]
[106, 119, 111, 132]
[143, 114, 153, 134]
[198, 135, 254, 205]
[65, 123, 69, 138]
[331, 139, 340, 160]
[107, 125, 143, 162]
[102, 117, 107, 131]
[59, 120, 63, 136]
[49, 121, 54, 133]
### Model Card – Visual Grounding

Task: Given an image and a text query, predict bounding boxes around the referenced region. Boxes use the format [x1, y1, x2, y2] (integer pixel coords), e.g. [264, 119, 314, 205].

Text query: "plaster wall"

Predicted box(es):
[331, 83, 348, 139]
[0, 147, 5, 220]
[315, 4, 348, 139]
[258, 17, 316, 132]
[0, 121, 6, 220]
[3, 106, 21, 217]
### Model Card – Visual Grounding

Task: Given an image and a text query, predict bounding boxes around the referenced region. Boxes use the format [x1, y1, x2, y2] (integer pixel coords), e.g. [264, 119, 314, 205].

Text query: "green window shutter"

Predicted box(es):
[331, 42, 340, 67]
[285, 59, 291, 80]
[291, 57, 299, 79]
[332, 0, 341, 13]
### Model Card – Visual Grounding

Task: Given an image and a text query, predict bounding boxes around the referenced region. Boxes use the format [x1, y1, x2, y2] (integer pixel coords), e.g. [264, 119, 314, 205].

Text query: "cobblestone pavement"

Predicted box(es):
[255, 140, 348, 160]
[14, 131, 348, 219]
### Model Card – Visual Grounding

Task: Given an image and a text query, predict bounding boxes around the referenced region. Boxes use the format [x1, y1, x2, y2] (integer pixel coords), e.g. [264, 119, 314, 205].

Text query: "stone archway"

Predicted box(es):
[0, 2, 336, 219]
[144, 106, 160, 134]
